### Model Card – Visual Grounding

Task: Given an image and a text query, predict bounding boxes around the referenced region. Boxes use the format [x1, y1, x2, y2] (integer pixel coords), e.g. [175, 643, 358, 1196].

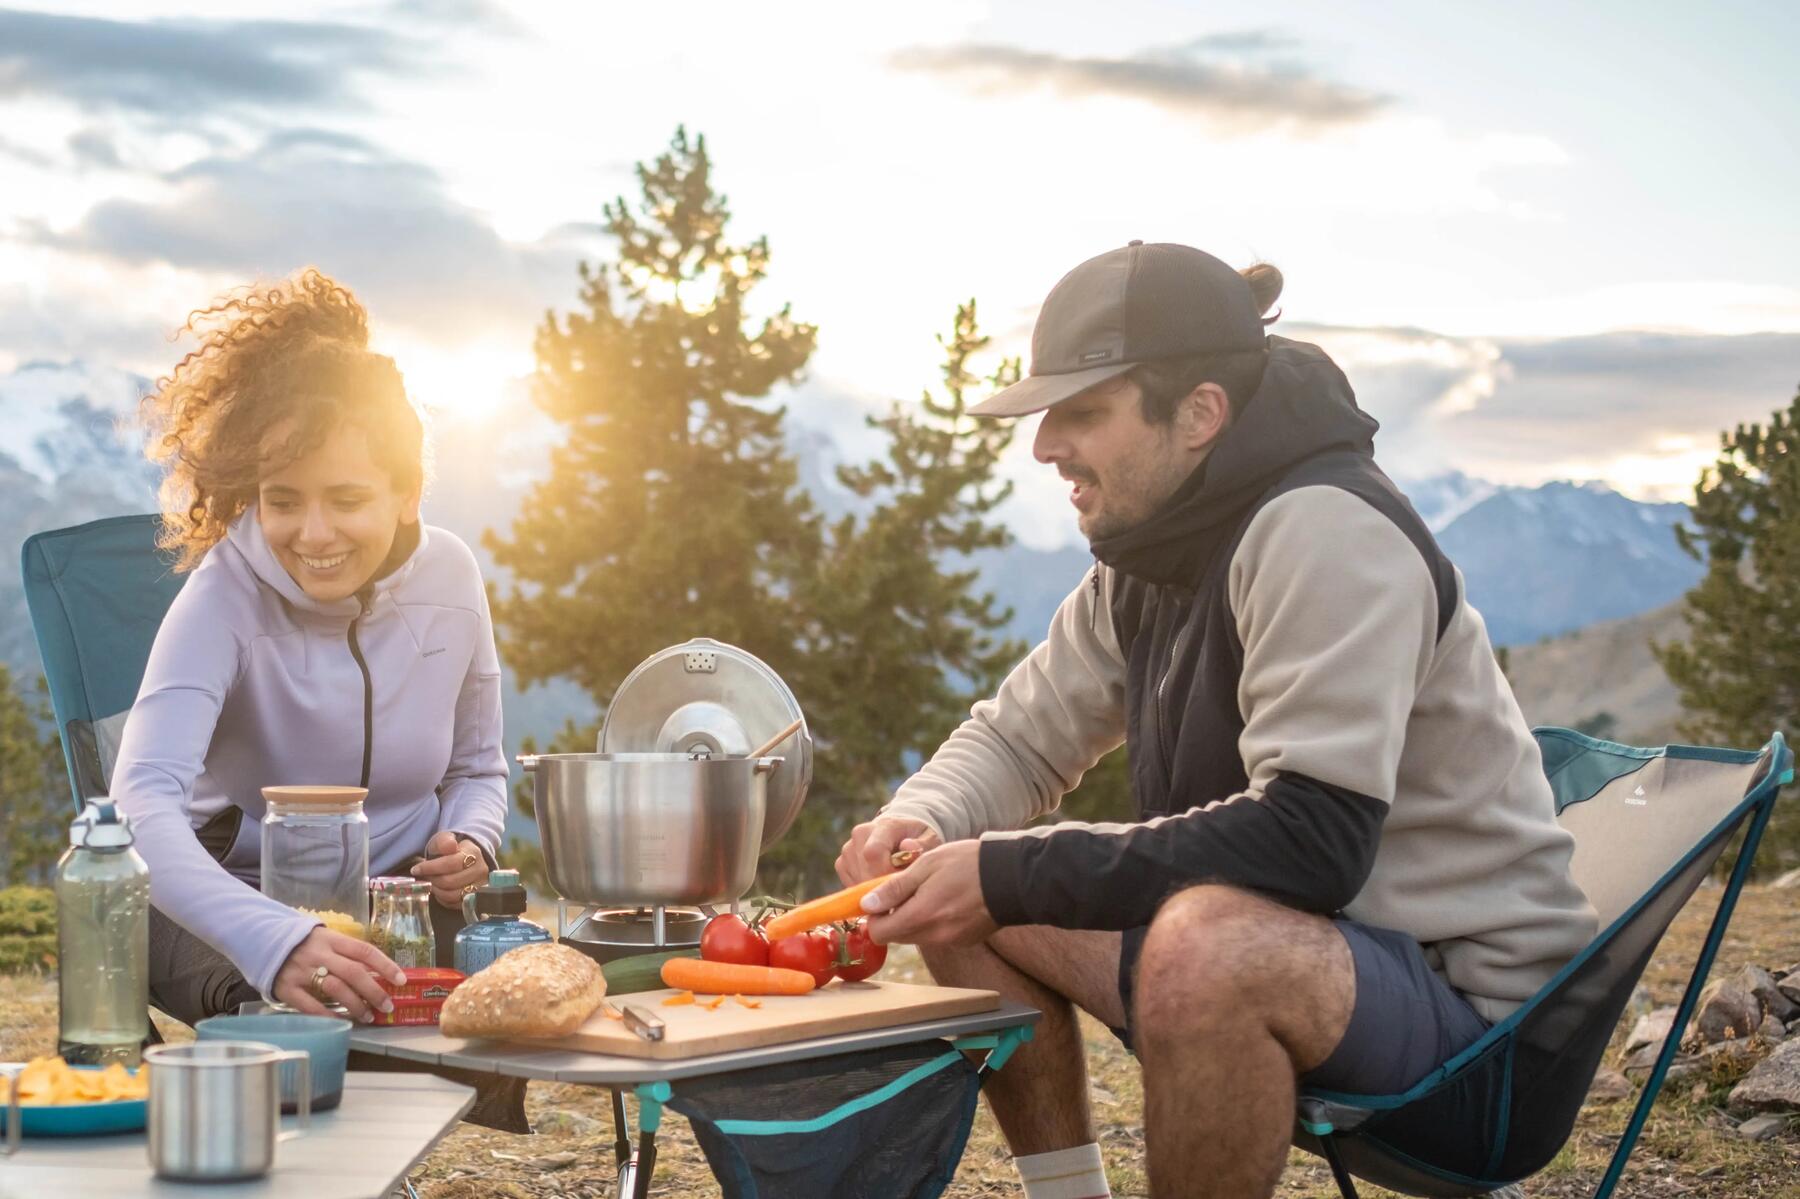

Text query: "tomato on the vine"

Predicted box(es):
[700, 913, 769, 967]
[834, 919, 888, 982]
[769, 929, 837, 988]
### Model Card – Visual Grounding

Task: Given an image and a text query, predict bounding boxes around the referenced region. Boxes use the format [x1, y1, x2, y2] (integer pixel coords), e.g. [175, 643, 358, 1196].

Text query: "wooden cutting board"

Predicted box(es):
[531, 980, 1001, 1060]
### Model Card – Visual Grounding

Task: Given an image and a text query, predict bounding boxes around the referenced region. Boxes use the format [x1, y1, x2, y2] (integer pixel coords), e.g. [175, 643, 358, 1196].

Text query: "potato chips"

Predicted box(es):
[0, 1055, 148, 1105]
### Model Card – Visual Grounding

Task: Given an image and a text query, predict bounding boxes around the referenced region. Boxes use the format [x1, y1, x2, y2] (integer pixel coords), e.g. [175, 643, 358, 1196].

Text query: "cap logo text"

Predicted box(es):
[1079, 349, 1113, 364]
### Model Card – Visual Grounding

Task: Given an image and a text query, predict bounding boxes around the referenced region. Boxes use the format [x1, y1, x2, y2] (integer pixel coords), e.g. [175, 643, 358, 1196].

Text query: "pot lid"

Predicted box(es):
[599, 638, 811, 848]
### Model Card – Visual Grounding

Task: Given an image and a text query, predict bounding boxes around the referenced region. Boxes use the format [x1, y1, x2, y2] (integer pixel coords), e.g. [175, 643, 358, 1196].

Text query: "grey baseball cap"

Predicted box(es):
[971, 241, 1267, 418]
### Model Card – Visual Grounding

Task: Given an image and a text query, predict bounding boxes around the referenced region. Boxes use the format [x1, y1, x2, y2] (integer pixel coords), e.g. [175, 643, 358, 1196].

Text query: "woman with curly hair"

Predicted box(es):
[113, 268, 507, 1025]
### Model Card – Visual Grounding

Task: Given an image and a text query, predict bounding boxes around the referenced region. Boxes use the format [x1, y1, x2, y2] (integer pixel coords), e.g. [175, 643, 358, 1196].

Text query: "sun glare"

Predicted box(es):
[390, 342, 532, 425]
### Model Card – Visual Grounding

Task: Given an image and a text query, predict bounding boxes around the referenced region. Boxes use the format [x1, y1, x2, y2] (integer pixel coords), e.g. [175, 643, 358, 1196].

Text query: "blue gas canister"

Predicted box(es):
[454, 870, 550, 975]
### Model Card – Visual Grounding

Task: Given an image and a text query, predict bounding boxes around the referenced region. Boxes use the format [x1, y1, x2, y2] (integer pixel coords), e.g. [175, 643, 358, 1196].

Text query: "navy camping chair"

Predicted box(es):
[1297, 727, 1794, 1199]
[20, 514, 186, 809]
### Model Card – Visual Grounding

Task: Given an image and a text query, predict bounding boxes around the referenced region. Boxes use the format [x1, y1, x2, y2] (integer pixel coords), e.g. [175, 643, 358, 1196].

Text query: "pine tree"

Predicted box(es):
[1653, 384, 1800, 869]
[0, 669, 66, 886]
[486, 127, 821, 737]
[769, 303, 1028, 889]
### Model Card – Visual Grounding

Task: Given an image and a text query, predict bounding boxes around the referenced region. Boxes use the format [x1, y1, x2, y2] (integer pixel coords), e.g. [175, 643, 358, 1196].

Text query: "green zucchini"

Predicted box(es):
[600, 948, 701, 995]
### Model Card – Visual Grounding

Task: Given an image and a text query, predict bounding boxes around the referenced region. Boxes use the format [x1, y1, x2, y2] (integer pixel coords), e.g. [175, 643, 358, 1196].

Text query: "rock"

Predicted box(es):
[1779, 972, 1800, 1008]
[1626, 1007, 1679, 1054]
[1770, 866, 1800, 889]
[1736, 1114, 1788, 1141]
[1729, 1038, 1800, 1114]
[1739, 965, 1800, 1024]
[1689, 1081, 1710, 1104]
[1623, 1043, 1668, 1076]
[1587, 1068, 1633, 1102]
[533, 1109, 601, 1137]
[1694, 980, 1763, 1044]
[525, 1151, 579, 1171]
[1762, 1015, 1790, 1042]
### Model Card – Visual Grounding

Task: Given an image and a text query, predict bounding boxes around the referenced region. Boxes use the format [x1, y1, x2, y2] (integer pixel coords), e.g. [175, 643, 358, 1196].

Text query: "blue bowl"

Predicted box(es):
[7, 1066, 147, 1137]
[194, 1013, 351, 1112]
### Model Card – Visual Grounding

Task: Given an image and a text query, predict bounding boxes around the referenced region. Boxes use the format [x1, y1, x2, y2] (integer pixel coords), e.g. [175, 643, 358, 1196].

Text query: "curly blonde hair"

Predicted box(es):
[142, 269, 424, 572]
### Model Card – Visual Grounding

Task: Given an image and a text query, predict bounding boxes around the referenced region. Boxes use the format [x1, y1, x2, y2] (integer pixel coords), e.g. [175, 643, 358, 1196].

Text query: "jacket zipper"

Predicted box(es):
[347, 591, 373, 789]
[1154, 606, 1195, 779]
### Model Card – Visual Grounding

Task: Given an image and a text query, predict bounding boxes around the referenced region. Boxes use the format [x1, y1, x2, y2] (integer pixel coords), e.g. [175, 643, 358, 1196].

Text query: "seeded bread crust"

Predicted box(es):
[439, 942, 606, 1039]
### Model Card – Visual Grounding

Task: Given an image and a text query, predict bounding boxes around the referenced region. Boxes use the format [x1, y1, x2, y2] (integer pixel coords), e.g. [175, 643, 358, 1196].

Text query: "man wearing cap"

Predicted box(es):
[836, 243, 1596, 1199]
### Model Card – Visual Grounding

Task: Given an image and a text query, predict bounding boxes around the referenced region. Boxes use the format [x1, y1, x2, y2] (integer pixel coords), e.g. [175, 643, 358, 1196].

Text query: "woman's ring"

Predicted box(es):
[308, 964, 331, 1002]
[459, 851, 478, 869]
[463, 882, 479, 895]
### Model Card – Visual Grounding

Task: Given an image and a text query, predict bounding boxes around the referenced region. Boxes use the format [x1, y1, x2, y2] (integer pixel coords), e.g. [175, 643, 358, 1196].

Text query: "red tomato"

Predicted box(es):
[769, 930, 837, 988]
[700, 914, 769, 967]
[835, 920, 888, 983]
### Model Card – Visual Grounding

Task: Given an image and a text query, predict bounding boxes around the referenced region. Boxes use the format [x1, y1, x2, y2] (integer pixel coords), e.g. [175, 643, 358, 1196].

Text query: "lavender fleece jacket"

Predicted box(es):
[110, 513, 508, 995]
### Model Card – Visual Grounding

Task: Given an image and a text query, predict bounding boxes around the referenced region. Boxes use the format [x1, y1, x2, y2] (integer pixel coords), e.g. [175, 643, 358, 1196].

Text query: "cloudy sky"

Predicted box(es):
[1, 0, 1795, 549]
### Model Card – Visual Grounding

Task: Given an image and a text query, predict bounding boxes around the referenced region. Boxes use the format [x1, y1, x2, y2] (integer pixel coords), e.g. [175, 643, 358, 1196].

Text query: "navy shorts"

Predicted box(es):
[1113, 918, 1491, 1096]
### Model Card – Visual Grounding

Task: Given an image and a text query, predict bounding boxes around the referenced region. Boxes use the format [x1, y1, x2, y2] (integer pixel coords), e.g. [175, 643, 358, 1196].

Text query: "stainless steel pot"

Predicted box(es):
[519, 752, 779, 906]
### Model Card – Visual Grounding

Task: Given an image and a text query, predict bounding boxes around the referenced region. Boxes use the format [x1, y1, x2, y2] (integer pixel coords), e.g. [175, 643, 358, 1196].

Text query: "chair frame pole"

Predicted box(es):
[1592, 786, 1780, 1199]
[1321, 1133, 1362, 1199]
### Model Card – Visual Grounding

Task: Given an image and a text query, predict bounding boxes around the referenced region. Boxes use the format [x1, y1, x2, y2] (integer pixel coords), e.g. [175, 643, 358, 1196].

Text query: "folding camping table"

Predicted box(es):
[0, 1072, 473, 1199]
[348, 1000, 1039, 1199]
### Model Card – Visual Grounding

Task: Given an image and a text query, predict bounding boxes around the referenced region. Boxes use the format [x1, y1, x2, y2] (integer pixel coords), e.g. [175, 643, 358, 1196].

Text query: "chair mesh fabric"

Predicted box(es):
[20, 514, 184, 805]
[1300, 730, 1788, 1197]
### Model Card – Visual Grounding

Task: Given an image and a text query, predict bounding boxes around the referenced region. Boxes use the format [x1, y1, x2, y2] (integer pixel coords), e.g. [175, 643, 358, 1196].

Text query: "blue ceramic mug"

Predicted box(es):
[193, 1013, 351, 1112]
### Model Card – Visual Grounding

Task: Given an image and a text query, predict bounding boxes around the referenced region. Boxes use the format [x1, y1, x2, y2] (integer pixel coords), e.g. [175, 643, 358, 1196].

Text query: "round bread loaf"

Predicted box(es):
[439, 942, 607, 1039]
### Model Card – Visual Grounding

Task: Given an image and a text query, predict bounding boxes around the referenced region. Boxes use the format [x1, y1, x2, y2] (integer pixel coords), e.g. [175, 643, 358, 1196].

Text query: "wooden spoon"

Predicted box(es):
[747, 717, 805, 760]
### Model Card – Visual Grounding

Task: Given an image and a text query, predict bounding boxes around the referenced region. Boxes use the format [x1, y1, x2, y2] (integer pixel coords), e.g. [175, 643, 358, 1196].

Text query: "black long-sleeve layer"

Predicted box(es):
[977, 771, 1387, 929]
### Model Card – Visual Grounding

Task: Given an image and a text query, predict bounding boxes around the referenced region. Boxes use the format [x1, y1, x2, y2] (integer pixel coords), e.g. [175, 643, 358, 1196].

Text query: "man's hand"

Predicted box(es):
[411, 831, 490, 909]
[861, 841, 997, 947]
[272, 927, 406, 1023]
[835, 815, 942, 885]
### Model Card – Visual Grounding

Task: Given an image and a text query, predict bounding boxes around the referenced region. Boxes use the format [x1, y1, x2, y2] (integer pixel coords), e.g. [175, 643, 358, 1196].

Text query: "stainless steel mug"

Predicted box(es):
[144, 1040, 310, 1181]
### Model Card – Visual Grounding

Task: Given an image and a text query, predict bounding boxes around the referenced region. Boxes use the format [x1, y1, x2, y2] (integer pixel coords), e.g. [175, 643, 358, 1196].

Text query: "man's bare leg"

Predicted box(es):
[1132, 885, 1356, 1199]
[919, 926, 1124, 1156]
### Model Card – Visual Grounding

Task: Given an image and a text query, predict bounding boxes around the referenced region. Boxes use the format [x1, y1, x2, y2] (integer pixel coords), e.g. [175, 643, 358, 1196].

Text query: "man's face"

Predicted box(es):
[1032, 376, 1206, 542]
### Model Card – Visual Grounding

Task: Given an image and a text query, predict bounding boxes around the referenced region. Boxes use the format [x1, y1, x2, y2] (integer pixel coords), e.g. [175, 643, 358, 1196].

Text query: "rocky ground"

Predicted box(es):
[2, 883, 1795, 1197]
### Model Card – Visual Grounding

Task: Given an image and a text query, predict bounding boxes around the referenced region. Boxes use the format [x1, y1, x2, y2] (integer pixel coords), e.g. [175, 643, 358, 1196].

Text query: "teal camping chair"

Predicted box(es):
[20, 514, 186, 808]
[1298, 728, 1793, 1199]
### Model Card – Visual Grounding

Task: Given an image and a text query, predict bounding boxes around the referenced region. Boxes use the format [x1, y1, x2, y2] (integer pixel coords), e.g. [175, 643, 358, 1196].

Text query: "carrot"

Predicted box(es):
[660, 957, 816, 996]
[733, 994, 761, 1009]
[662, 990, 696, 1006]
[600, 1003, 624, 1021]
[761, 874, 894, 941]
[702, 995, 727, 1010]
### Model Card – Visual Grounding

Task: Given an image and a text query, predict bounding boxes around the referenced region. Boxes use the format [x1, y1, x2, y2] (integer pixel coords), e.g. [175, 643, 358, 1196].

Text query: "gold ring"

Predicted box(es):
[308, 964, 331, 1003]
[459, 851, 479, 870]
[463, 882, 479, 895]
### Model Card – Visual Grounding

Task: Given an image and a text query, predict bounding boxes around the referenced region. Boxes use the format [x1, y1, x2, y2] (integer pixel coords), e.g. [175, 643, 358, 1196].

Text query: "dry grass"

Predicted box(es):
[2, 884, 1795, 1197]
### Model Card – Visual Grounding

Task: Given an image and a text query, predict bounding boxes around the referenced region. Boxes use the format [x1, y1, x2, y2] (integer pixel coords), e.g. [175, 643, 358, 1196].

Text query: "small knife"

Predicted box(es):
[621, 1004, 666, 1042]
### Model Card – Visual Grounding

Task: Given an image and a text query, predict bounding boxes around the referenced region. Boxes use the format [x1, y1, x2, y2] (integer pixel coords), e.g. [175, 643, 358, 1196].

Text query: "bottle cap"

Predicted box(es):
[69, 799, 133, 849]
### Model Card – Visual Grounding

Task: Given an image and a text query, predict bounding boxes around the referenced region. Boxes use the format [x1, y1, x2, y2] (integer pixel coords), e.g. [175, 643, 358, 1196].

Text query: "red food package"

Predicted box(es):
[379, 967, 465, 1002]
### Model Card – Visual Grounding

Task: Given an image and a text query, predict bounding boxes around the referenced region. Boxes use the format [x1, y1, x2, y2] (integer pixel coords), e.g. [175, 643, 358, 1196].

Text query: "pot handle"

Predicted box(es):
[516, 754, 539, 769]
[753, 756, 783, 776]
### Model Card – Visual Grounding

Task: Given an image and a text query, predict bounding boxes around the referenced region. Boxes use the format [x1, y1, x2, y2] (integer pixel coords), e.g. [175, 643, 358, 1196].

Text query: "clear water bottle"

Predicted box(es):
[455, 870, 550, 975]
[56, 800, 151, 1066]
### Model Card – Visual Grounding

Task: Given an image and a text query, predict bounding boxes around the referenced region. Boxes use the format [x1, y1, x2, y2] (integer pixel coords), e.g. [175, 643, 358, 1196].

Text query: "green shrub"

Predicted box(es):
[0, 885, 54, 937]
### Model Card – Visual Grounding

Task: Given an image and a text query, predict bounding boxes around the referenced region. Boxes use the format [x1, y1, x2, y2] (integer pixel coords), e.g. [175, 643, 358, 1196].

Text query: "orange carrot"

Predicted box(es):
[733, 994, 761, 1009]
[702, 995, 726, 1010]
[762, 874, 894, 941]
[600, 1003, 624, 1021]
[662, 990, 696, 1006]
[660, 957, 816, 996]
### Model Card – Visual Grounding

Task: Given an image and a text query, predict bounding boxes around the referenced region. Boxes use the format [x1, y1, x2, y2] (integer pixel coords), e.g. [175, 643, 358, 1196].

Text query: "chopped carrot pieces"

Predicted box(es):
[733, 994, 761, 1009]
[662, 990, 696, 1006]
[702, 995, 726, 1010]
[600, 1003, 624, 1021]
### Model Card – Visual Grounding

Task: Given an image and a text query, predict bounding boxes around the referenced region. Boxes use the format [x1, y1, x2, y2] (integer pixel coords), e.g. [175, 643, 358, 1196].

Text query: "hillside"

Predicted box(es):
[1504, 600, 1688, 744]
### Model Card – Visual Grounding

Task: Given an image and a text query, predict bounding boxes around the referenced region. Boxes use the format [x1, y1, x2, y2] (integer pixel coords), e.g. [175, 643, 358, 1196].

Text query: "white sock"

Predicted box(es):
[1015, 1142, 1111, 1199]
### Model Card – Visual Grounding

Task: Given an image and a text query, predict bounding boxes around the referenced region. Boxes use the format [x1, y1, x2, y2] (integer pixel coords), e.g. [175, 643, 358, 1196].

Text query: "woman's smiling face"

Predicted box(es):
[257, 421, 420, 603]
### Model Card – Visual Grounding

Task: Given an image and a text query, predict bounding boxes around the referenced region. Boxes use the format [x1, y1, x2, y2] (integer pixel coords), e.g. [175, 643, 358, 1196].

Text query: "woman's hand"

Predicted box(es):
[272, 927, 407, 1023]
[411, 830, 491, 909]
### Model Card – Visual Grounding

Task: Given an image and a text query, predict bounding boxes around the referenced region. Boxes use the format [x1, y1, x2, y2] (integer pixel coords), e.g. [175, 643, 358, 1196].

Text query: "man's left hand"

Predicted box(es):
[411, 831, 490, 909]
[861, 841, 998, 947]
